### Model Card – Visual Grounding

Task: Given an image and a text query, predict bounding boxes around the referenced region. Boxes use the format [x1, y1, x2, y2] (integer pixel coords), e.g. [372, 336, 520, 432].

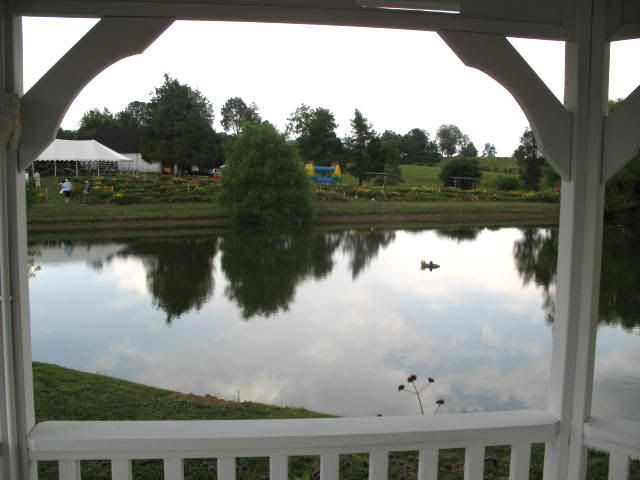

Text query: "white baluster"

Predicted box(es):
[59, 460, 81, 480]
[320, 454, 340, 480]
[163, 458, 184, 480]
[509, 443, 531, 480]
[369, 450, 389, 480]
[218, 457, 236, 480]
[418, 448, 439, 480]
[608, 452, 630, 480]
[464, 447, 484, 480]
[270, 456, 288, 480]
[111, 459, 132, 480]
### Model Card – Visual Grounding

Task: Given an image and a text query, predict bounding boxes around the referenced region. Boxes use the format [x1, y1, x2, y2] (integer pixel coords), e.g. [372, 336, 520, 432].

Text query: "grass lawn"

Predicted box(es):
[33, 362, 632, 480]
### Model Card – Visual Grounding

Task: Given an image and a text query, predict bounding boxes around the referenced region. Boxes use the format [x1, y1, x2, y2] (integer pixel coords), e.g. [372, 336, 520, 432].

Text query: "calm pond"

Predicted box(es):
[29, 226, 640, 419]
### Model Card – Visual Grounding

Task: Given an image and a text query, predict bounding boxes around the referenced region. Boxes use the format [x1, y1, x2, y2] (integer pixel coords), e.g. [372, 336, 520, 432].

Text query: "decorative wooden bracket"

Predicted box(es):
[439, 31, 572, 180]
[603, 84, 640, 181]
[19, 17, 173, 170]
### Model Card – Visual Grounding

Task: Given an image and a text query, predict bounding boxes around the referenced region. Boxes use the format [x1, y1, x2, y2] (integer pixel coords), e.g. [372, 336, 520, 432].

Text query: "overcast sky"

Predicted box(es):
[22, 17, 640, 157]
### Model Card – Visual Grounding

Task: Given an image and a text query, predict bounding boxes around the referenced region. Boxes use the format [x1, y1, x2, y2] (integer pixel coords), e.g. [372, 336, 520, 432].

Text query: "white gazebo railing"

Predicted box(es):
[2, 1, 640, 480]
[29, 410, 558, 480]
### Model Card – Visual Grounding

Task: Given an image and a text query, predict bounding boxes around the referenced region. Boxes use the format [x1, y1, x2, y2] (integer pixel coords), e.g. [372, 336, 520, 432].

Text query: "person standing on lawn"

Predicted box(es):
[34, 171, 41, 188]
[83, 180, 91, 202]
[61, 178, 73, 203]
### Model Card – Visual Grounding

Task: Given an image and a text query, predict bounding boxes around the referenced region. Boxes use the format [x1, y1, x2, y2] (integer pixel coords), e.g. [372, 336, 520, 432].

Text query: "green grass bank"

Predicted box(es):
[34, 363, 633, 480]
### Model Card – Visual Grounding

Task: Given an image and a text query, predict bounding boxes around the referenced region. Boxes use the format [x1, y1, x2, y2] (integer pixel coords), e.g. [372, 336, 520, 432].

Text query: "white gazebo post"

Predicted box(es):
[544, 1, 610, 479]
[0, 8, 36, 480]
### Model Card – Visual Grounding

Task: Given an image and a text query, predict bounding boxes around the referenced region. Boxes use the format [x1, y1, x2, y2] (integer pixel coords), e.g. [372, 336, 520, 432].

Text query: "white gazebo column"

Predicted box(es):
[0, 7, 36, 480]
[545, 1, 609, 479]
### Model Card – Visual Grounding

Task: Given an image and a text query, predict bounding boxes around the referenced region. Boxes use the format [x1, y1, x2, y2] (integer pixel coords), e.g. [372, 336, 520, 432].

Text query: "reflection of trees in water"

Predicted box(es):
[513, 228, 558, 323]
[220, 228, 396, 319]
[599, 226, 640, 330]
[83, 228, 396, 322]
[220, 230, 341, 319]
[341, 229, 396, 279]
[435, 227, 481, 243]
[116, 237, 219, 324]
[513, 227, 640, 331]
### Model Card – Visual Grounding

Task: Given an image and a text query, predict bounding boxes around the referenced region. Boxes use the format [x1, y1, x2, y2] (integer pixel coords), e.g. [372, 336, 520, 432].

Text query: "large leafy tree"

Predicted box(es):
[220, 97, 261, 135]
[220, 122, 313, 226]
[458, 134, 478, 158]
[439, 157, 482, 188]
[345, 109, 376, 185]
[78, 108, 118, 133]
[400, 128, 442, 165]
[115, 101, 149, 128]
[482, 143, 497, 158]
[436, 124, 463, 157]
[141, 74, 221, 174]
[286, 104, 342, 165]
[513, 128, 545, 190]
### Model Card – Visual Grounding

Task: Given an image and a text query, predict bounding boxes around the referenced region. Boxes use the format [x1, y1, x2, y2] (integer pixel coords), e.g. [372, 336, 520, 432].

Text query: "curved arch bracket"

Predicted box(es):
[18, 16, 174, 170]
[439, 31, 572, 180]
[603, 84, 640, 182]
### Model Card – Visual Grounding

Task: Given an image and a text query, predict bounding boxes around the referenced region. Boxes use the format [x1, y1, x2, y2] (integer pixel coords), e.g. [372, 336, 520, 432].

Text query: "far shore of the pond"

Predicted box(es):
[27, 200, 560, 233]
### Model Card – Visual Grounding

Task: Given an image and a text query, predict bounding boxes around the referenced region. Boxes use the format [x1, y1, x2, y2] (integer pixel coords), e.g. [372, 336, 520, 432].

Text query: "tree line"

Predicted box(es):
[59, 74, 500, 184]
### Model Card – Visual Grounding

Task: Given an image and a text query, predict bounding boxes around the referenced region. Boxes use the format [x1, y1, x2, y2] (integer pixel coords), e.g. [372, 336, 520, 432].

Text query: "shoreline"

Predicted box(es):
[27, 201, 560, 233]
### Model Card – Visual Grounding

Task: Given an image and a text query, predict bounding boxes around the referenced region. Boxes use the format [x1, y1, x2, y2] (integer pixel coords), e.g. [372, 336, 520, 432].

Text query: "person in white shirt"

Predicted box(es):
[60, 179, 73, 203]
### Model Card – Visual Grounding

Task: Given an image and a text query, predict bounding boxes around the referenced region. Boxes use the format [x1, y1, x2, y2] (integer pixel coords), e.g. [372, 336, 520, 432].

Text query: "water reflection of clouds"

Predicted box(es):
[29, 229, 640, 419]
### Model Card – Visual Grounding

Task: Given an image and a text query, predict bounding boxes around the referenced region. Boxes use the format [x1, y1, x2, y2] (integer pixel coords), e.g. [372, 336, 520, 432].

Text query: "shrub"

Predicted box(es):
[439, 157, 482, 189]
[495, 175, 521, 191]
[220, 122, 313, 226]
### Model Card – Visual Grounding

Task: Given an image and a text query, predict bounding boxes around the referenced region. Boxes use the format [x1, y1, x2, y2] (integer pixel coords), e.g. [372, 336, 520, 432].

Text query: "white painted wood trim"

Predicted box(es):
[509, 443, 531, 480]
[418, 448, 438, 480]
[19, 16, 173, 170]
[439, 30, 572, 179]
[269, 455, 288, 480]
[163, 458, 184, 480]
[607, 452, 630, 480]
[583, 417, 640, 459]
[603, 84, 640, 182]
[368, 449, 389, 480]
[111, 459, 132, 480]
[463, 446, 484, 480]
[58, 460, 81, 480]
[545, 2, 609, 479]
[320, 453, 339, 480]
[217, 457, 236, 480]
[13, 1, 568, 40]
[28, 410, 558, 461]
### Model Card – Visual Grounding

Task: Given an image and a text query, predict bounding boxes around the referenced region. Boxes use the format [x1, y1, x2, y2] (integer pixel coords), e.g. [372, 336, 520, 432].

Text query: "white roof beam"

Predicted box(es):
[13, 1, 567, 40]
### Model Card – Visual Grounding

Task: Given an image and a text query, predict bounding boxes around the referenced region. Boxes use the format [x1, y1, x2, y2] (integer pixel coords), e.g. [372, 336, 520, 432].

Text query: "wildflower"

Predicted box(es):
[398, 385, 405, 391]
[428, 377, 434, 383]
[436, 399, 445, 405]
[407, 374, 417, 383]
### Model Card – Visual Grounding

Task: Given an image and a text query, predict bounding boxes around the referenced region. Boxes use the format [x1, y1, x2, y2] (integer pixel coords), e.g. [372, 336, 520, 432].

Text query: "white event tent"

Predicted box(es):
[35, 139, 130, 177]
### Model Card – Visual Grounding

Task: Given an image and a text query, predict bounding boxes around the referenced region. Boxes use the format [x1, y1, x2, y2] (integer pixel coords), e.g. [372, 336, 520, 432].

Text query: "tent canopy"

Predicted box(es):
[35, 139, 130, 162]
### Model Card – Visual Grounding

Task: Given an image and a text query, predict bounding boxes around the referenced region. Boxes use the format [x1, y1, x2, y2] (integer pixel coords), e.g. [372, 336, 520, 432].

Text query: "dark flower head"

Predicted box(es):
[428, 377, 434, 383]
[436, 399, 445, 405]
[398, 384, 405, 391]
[376, 413, 383, 417]
[407, 374, 417, 383]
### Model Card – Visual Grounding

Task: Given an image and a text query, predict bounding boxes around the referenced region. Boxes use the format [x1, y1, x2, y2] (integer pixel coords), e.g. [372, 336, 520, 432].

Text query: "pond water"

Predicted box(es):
[28, 226, 640, 419]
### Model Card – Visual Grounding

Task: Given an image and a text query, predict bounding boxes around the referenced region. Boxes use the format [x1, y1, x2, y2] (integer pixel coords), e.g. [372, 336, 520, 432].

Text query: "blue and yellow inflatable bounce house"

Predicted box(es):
[305, 162, 342, 184]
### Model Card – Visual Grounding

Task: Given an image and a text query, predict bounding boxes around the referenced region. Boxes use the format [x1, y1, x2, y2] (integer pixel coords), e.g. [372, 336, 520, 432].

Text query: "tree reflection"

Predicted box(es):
[435, 227, 481, 243]
[341, 229, 396, 279]
[512, 228, 558, 323]
[220, 229, 341, 319]
[116, 237, 219, 323]
[220, 228, 396, 319]
[513, 227, 640, 331]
